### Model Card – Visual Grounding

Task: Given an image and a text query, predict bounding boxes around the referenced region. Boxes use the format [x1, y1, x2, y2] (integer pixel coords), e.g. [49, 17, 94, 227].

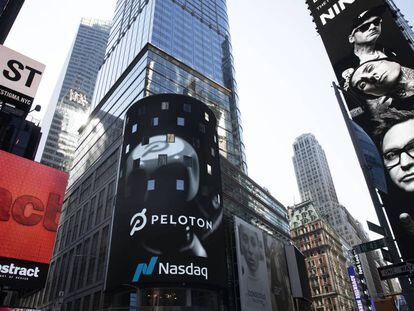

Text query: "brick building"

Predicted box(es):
[289, 201, 356, 311]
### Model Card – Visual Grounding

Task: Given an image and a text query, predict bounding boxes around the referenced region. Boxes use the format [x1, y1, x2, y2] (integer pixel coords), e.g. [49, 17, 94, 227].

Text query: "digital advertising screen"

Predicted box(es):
[0, 45, 45, 114]
[234, 217, 294, 311]
[105, 94, 227, 290]
[306, 0, 414, 260]
[0, 150, 68, 289]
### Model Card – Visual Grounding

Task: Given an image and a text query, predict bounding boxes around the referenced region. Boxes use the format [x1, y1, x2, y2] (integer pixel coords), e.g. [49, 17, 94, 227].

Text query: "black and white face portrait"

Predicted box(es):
[239, 224, 262, 276]
[351, 59, 401, 97]
[382, 119, 414, 192]
[349, 16, 382, 46]
[235, 218, 272, 311]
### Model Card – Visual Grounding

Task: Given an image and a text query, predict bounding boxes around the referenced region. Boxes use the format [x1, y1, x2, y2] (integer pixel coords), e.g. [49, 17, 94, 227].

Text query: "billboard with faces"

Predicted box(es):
[234, 217, 294, 311]
[306, 0, 414, 260]
[105, 94, 226, 290]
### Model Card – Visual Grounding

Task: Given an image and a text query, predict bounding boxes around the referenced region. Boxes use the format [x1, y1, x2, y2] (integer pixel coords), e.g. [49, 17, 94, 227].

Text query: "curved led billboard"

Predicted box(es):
[106, 94, 226, 290]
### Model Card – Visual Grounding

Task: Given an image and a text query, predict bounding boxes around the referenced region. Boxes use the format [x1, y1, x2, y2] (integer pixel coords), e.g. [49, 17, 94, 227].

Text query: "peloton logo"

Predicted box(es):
[129, 208, 213, 236]
[132, 257, 208, 283]
[130, 208, 148, 236]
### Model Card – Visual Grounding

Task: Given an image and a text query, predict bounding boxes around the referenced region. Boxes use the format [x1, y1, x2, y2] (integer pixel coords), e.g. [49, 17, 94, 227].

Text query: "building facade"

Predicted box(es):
[292, 134, 362, 246]
[18, 0, 294, 310]
[289, 201, 355, 311]
[0, 0, 24, 44]
[292, 133, 385, 299]
[40, 18, 111, 171]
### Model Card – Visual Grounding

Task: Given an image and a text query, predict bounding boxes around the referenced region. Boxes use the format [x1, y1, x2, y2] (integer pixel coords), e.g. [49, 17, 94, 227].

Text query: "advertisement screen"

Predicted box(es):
[105, 94, 226, 290]
[0, 45, 45, 114]
[234, 217, 294, 311]
[0, 150, 68, 289]
[306, 0, 414, 260]
[348, 266, 365, 311]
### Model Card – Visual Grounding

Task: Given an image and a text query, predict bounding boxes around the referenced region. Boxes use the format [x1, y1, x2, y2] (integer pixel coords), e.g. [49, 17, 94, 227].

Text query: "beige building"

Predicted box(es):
[289, 201, 356, 311]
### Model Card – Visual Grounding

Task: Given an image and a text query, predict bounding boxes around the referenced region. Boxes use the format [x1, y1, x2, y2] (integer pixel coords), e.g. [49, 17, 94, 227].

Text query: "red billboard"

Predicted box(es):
[0, 150, 68, 289]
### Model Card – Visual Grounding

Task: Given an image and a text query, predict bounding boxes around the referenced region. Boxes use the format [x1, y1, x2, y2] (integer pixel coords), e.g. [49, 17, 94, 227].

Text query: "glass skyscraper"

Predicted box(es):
[40, 18, 111, 171]
[18, 1, 293, 310]
[69, 0, 246, 187]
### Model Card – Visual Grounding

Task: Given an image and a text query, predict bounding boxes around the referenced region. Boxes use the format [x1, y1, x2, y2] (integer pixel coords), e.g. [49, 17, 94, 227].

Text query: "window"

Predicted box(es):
[82, 295, 90, 311]
[142, 137, 149, 145]
[177, 117, 185, 126]
[147, 180, 155, 191]
[92, 292, 101, 310]
[204, 112, 209, 121]
[176, 179, 184, 191]
[183, 156, 192, 167]
[167, 134, 175, 143]
[207, 164, 212, 175]
[152, 117, 159, 126]
[131, 123, 137, 133]
[183, 103, 191, 112]
[138, 106, 145, 115]
[161, 101, 169, 110]
[158, 154, 167, 166]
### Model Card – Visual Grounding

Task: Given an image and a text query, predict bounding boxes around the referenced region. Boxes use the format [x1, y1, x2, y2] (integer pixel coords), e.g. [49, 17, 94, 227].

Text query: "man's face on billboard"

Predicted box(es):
[351, 59, 401, 97]
[349, 16, 382, 45]
[240, 225, 260, 275]
[382, 119, 414, 192]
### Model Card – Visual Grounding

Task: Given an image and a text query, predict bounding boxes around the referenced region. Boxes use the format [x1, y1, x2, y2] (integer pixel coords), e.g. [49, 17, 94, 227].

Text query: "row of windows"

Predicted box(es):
[44, 225, 109, 305]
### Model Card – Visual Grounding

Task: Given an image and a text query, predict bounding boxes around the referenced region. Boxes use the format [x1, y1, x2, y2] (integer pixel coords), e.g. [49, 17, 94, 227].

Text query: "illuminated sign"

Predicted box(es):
[234, 217, 294, 311]
[348, 266, 364, 311]
[306, 0, 414, 262]
[0, 45, 45, 113]
[105, 94, 226, 290]
[0, 150, 68, 289]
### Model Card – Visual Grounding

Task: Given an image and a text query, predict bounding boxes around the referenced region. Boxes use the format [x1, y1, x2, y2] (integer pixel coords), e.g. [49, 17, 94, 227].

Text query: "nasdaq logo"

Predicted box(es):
[132, 256, 158, 282]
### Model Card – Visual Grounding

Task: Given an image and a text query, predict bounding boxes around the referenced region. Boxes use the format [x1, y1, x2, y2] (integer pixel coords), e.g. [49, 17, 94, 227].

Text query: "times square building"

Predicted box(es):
[18, 0, 297, 310]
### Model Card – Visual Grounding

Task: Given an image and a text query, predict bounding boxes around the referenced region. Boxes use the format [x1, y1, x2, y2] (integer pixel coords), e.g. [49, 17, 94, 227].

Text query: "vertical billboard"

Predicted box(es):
[0, 45, 45, 115]
[0, 150, 68, 289]
[105, 94, 226, 290]
[306, 0, 414, 260]
[348, 266, 365, 311]
[234, 217, 294, 311]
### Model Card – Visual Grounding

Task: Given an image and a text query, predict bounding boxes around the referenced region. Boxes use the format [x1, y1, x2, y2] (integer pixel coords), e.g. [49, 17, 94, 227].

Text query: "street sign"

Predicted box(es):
[354, 238, 387, 254]
[367, 221, 385, 236]
[377, 260, 414, 280]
